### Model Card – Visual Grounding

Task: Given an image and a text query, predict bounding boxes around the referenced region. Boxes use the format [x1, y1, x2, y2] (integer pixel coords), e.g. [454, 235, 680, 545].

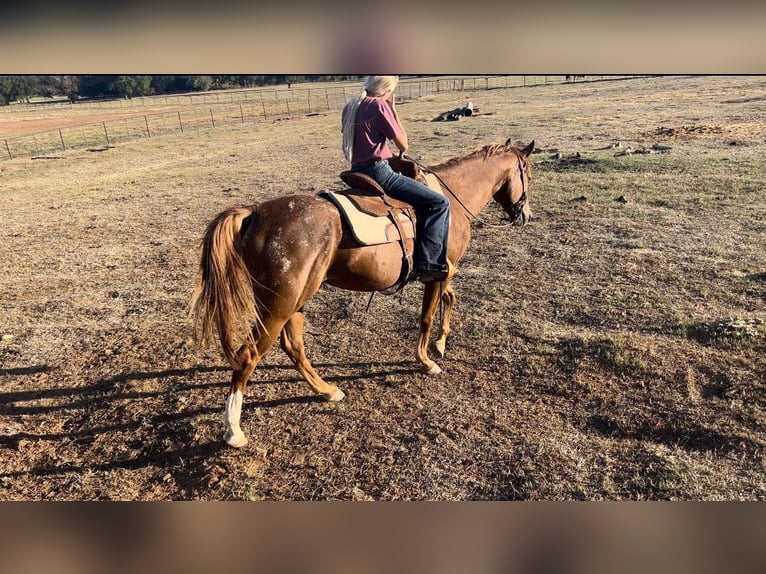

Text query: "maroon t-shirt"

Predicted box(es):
[342, 97, 402, 164]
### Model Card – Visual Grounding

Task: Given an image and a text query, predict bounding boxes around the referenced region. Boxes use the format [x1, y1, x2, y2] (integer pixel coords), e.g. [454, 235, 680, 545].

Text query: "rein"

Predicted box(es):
[407, 153, 527, 229]
[408, 155, 479, 223]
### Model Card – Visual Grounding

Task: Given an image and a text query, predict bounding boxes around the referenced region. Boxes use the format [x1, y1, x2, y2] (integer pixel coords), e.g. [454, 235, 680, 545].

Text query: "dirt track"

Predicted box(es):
[1, 76, 764, 499]
[0, 108, 185, 139]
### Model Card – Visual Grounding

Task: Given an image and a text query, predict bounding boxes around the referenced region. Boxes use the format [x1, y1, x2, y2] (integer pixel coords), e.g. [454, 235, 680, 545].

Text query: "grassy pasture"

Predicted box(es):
[0, 75, 764, 500]
[0, 75, 583, 158]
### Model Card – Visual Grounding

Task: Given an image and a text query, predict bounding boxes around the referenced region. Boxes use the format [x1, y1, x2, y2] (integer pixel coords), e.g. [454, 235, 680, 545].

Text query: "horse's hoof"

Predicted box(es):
[224, 431, 248, 448]
[423, 363, 442, 375]
[327, 388, 345, 402]
[431, 340, 446, 358]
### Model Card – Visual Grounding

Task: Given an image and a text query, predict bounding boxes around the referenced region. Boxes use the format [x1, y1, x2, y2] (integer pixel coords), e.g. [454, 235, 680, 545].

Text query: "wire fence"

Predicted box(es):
[1, 75, 639, 161]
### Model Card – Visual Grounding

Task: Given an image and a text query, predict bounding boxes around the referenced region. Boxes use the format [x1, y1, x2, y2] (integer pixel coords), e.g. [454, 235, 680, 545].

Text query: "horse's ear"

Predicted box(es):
[521, 140, 535, 157]
[505, 138, 512, 147]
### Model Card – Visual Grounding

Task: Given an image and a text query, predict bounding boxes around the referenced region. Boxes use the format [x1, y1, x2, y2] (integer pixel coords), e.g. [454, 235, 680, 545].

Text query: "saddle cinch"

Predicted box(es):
[318, 156, 444, 292]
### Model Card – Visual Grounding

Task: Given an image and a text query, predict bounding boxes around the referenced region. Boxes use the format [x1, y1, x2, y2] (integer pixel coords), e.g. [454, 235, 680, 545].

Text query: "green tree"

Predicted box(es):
[114, 75, 153, 98]
[76, 75, 152, 99]
[77, 75, 118, 99]
[151, 75, 192, 94]
[0, 75, 42, 105]
[187, 76, 214, 91]
[284, 75, 301, 89]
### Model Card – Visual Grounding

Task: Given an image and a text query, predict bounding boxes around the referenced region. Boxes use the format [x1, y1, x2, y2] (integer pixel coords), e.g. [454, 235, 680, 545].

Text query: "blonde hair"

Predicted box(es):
[342, 76, 399, 163]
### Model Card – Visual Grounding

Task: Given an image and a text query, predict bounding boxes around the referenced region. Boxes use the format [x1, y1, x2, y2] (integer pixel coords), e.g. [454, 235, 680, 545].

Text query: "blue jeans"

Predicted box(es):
[352, 159, 450, 270]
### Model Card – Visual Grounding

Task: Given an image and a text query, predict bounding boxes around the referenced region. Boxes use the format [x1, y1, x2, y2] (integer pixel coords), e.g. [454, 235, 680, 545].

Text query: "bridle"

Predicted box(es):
[507, 154, 529, 225]
[407, 151, 529, 228]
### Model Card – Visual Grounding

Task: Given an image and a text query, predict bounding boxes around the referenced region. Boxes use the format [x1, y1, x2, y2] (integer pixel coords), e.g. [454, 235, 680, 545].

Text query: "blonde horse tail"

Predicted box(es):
[190, 206, 262, 369]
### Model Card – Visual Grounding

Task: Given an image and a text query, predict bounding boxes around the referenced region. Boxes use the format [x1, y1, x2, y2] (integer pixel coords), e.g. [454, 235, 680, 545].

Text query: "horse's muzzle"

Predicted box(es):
[512, 205, 532, 226]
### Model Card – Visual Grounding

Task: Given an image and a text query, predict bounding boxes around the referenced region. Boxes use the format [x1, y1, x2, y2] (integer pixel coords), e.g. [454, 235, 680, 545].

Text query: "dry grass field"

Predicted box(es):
[1, 75, 764, 500]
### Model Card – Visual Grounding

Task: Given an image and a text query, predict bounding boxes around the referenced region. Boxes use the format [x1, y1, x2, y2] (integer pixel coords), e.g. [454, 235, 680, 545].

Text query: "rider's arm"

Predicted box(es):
[386, 95, 408, 155]
[392, 130, 408, 155]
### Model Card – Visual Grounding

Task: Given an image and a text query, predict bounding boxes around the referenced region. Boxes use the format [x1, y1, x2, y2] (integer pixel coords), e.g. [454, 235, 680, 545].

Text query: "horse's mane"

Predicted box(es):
[429, 142, 516, 171]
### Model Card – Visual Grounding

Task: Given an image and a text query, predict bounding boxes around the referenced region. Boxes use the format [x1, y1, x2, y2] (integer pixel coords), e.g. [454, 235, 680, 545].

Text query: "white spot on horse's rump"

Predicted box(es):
[281, 257, 292, 272]
[288, 200, 295, 210]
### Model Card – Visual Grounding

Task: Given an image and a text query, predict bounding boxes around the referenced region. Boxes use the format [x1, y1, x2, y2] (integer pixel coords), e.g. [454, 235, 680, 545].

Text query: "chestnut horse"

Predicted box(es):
[191, 138, 534, 447]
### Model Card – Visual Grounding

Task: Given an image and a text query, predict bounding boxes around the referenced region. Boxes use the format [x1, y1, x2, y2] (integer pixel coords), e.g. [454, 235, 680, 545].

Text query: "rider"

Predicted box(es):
[341, 76, 450, 282]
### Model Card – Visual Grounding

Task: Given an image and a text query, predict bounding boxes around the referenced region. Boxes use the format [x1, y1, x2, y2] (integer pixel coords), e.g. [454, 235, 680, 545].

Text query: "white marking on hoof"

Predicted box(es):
[327, 388, 345, 402]
[224, 390, 246, 447]
[432, 340, 446, 358]
[224, 430, 248, 448]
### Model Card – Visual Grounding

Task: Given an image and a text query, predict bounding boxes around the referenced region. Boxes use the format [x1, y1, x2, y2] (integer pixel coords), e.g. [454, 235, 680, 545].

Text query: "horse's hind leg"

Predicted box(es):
[224, 317, 284, 448]
[224, 344, 259, 447]
[431, 282, 456, 359]
[280, 311, 345, 402]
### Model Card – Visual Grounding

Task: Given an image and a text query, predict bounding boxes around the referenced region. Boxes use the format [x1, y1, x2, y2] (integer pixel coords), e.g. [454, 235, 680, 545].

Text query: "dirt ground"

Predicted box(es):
[0, 107, 185, 139]
[1, 76, 764, 500]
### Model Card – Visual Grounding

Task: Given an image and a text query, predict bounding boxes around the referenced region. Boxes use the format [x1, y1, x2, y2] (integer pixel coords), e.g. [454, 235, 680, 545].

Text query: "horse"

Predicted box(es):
[191, 138, 534, 447]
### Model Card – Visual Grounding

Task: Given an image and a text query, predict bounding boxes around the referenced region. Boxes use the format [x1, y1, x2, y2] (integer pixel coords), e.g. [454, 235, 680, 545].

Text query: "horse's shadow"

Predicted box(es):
[0, 360, 418, 496]
[0, 361, 417, 415]
[0, 365, 230, 416]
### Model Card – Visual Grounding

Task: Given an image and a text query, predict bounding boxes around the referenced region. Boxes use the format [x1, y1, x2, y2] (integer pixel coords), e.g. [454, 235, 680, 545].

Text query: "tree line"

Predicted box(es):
[0, 75, 362, 106]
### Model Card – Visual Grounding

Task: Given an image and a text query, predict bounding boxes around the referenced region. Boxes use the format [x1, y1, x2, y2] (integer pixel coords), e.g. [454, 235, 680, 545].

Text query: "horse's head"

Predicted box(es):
[493, 139, 534, 226]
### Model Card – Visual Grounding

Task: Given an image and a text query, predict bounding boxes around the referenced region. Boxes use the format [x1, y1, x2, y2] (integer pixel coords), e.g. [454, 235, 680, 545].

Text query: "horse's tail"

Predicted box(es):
[190, 206, 263, 368]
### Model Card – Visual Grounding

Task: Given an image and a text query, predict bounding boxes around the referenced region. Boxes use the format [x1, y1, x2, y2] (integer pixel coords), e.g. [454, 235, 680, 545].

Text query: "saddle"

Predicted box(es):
[337, 156, 442, 202]
[318, 156, 443, 293]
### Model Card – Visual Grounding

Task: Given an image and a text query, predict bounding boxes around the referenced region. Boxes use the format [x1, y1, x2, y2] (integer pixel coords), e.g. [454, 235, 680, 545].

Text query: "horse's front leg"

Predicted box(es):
[431, 282, 456, 359]
[416, 281, 444, 374]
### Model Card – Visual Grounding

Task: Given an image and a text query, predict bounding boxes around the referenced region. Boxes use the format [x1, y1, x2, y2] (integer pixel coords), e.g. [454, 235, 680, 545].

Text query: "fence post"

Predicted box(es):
[308, 89, 312, 113]
[286, 100, 290, 116]
[240, 104, 244, 123]
[4, 139, 11, 160]
[210, 109, 215, 127]
[144, 116, 150, 136]
[59, 129, 66, 150]
[178, 111, 183, 133]
[262, 101, 267, 119]
[103, 122, 110, 146]
[325, 89, 330, 110]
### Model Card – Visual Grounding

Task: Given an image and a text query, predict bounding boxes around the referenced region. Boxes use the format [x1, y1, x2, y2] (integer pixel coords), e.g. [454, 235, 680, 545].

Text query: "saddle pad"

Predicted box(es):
[319, 190, 412, 246]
